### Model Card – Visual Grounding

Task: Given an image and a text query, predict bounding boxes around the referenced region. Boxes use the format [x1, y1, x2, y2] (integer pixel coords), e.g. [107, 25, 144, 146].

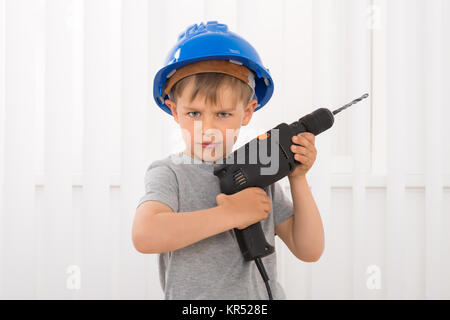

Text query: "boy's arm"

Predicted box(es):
[132, 200, 237, 254]
[275, 175, 324, 262]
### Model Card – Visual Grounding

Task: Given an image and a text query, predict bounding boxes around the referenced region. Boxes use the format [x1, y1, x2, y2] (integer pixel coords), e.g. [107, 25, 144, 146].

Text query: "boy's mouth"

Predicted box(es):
[200, 142, 218, 148]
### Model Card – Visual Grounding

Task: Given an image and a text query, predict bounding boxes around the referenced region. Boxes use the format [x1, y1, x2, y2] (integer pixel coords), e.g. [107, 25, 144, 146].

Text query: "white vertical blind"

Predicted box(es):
[280, 0, 313, 300]
[424, 0, 444, 300]
[121, 0, 157, 299]
[0, 0, 4, 297]
[2, 0, 42, 299]
[348, 0, 370, 299]
[41, 0, 74, 299]
[81, 0, 113, 298]
[0, 0, 449, 299]
[385, 0, 407, 298]
[310, 0, 334, 299]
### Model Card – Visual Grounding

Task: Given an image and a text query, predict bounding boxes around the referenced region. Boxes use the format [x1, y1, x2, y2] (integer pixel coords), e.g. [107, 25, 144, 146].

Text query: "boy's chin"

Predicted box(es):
[192, 147, 227, 163]
[199, 151, 224, 163]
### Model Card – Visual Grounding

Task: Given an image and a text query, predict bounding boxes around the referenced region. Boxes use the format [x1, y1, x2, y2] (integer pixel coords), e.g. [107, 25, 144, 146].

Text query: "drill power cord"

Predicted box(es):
[254, 257, 273, 300]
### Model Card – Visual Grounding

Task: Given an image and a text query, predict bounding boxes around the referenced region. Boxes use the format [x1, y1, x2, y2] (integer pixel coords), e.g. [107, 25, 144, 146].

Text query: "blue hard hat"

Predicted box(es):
[153, 21, 274, 116]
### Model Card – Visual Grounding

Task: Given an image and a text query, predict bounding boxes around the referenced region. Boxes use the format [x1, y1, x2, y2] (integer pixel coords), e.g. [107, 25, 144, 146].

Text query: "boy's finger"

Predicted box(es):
[291, 144, 308, 156]
[300, 132, 315, 144]
[295, 134, 311, 148]
[294, 153, 309, 164]
[300, 153, 307, 161]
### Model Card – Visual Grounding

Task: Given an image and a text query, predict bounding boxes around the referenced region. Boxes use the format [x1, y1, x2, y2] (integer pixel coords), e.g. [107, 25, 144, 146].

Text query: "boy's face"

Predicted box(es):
[165, 79, 258, 163]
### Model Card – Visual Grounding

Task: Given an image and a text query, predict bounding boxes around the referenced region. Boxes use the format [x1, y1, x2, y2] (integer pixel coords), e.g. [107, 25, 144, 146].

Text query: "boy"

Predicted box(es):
[132, 21, 324, 300]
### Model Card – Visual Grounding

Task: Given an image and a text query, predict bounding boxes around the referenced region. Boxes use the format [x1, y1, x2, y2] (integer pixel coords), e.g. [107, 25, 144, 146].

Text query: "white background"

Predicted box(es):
[0, 0, 449, 299]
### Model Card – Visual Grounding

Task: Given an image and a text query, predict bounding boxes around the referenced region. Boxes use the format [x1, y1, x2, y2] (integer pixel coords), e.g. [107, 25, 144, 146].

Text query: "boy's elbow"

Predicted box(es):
[301, 252, 322, 263]
[132, 233, 161, 254]
[295, 245, 324, 263]
[132, 238, 144, 254]
[297, 252, 322, 263]
[132, 202, 172, 254]
[132, 224, 160, 254]
[132, 232, 149, 254]
[301, 237, 325, 262]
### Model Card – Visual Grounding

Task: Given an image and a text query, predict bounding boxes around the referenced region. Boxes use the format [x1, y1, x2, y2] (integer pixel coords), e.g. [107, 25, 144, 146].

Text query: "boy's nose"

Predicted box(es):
[201, 117, 216, 132]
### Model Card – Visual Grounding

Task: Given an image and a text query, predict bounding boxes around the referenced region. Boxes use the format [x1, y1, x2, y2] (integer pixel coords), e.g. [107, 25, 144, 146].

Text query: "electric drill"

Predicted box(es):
[213, 93, 369, 299]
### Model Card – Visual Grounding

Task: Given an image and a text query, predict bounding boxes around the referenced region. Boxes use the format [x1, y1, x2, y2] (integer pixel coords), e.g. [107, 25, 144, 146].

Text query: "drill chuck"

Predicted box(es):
[289, 108, 335, 136]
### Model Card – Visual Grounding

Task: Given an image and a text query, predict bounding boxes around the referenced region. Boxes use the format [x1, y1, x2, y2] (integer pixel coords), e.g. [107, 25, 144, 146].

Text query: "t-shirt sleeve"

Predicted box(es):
[271, 180, 294, 227]
[136, 162, 179, 212]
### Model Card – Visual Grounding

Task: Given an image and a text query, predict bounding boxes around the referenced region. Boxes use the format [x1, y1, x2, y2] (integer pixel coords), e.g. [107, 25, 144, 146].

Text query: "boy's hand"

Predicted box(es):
[288, 132, 317, 178]
[216, 187, 271, 230]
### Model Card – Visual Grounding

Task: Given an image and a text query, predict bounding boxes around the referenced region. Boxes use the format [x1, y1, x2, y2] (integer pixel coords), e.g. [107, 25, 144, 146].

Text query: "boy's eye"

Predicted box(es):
[187, 112, 200, 117]
[187, 112, 231, 118]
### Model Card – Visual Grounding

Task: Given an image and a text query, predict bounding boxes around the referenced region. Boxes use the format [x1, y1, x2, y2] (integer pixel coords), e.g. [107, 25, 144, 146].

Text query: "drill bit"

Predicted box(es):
[332, 93, 369, 115]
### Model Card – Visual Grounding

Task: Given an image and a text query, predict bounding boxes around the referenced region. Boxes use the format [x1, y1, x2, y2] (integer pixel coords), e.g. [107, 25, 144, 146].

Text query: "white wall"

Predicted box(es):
[0, 0, 449, 299]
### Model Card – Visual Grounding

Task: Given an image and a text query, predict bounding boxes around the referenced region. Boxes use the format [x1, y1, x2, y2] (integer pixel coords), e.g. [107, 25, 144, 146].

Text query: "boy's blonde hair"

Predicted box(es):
[168, 73, 254, 108]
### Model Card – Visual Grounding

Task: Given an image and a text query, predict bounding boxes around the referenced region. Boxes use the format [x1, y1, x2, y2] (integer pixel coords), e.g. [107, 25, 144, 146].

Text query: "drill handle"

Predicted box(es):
[234, 223, 274, 261]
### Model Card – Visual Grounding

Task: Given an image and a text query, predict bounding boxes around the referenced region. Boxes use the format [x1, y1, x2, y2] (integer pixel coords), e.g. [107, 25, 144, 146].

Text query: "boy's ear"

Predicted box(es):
[241, 99, 258, 126]
[165, 99, 179, 123]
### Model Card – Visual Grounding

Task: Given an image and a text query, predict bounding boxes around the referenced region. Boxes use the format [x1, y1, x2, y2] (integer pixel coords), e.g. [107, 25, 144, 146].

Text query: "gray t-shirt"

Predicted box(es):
[136, 151, 294, 300]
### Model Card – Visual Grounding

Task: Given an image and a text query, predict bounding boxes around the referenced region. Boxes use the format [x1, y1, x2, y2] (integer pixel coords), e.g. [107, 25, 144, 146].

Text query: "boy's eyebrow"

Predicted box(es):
[213, 107, 236, 112]
[183, 105, 236, 112]
[182, 106, 199, 111]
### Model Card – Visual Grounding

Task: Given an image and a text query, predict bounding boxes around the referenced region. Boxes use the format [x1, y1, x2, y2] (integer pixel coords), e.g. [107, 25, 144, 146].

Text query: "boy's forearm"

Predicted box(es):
[136, 206, 236, 254]
[288, 175, 325, 261]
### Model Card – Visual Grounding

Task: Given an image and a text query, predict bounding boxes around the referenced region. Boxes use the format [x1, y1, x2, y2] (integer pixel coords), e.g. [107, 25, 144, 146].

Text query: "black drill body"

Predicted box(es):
[213, 108, 335, 261]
